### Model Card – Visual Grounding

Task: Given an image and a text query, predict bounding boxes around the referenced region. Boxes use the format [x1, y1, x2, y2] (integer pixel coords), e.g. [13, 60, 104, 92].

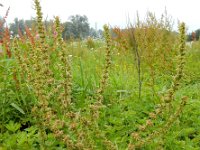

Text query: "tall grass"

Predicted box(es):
[0, 0, 199, 149]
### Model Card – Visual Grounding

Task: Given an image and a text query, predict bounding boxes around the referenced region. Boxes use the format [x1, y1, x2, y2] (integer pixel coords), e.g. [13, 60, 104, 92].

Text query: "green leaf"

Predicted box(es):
[5, 121, 21, 133]
[10, 103, 25, 115]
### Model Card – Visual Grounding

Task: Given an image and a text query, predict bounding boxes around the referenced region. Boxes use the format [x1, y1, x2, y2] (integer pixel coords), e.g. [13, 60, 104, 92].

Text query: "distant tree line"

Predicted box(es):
[187, 29, 200, 41]
[0, 15, 103, 41]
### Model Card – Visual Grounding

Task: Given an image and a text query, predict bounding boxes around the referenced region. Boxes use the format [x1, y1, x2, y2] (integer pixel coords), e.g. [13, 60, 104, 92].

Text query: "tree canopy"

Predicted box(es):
[6, 15, 102, 40]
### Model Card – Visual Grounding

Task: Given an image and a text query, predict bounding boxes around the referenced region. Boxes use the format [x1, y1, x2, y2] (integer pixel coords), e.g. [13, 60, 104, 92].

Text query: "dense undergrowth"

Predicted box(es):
[0, 0, 200, 149]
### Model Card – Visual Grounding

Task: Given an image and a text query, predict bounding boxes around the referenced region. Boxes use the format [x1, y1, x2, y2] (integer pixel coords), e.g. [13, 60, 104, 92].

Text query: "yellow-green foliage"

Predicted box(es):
[112, 27, 129, 52]
[86, 36, 96, 49]
[12, 0, 72, 147]
[12, 1, 115, 148]
[96, 25, 112, 103]
[54, 16, 72, 110]
[2, 0, 197, 149]
[131, 11, 178, 96]
[90, 24, 113, 130]
[128, 22, 187, 149]
[163, 22, 186, 103]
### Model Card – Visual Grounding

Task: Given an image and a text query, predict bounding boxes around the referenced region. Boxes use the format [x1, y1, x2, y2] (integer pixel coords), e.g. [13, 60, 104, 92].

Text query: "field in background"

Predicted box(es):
[0, 0, 200, 149]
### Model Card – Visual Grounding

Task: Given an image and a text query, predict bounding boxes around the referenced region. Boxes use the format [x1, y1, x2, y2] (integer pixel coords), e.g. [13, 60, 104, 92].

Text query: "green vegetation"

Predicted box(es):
[5, 15, 102, 40]
[0, 0, 200, 149]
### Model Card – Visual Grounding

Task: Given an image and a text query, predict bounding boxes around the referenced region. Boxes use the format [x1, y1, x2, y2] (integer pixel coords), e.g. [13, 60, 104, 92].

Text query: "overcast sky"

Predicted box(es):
[0, 0, 199, 32]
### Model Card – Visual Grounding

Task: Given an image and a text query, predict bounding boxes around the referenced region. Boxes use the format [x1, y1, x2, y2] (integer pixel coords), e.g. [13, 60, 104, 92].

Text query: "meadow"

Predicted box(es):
[0, 0, 200, 149]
